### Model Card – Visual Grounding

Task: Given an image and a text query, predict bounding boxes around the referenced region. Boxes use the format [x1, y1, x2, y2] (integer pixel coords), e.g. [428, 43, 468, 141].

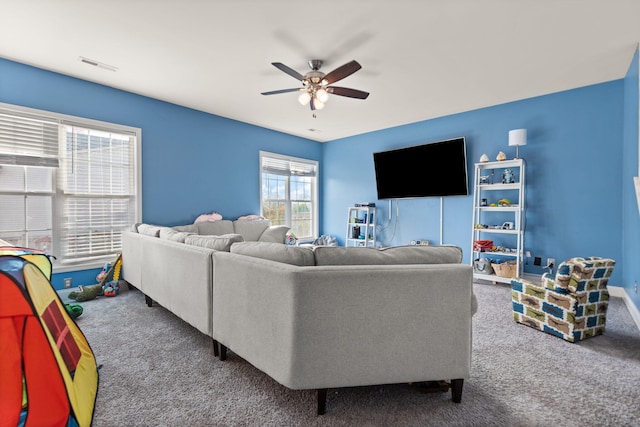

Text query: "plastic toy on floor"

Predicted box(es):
[65, 303, 83, 319]
[68, 252, 125, 302]
[68, 284, 103, 302]
[102, 281, 120, 297]
[96, 261, 111, 283]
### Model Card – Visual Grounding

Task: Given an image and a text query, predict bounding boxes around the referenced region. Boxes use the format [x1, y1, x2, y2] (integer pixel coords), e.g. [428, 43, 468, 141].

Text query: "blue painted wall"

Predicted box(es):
[322, 81, 625, 286]
[0, 58, 322, 288]
[0, 56, 634, 314]
[622, 48, 640, 309]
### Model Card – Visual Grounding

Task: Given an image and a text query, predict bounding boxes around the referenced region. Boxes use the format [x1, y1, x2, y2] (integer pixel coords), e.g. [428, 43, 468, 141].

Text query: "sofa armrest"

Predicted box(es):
[141, 236, 216, 336]
[122, 230, 144, 288]
[212, 251, 474, 390]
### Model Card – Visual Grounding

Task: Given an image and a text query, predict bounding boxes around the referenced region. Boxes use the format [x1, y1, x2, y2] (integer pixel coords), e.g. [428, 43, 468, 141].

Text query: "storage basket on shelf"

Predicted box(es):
[491, 261, 517, 278]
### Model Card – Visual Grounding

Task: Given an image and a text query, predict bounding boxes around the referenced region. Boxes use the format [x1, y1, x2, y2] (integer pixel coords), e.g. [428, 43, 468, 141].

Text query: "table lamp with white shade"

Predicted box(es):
[509, 129, 527, 159]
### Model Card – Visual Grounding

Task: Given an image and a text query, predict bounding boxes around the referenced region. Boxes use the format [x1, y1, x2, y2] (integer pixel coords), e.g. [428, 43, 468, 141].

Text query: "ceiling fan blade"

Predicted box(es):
[322, 60, 362, 85]
[328, 86, 370, 99]
[271, 62, 305, 81]
[261, 88, 301, 95]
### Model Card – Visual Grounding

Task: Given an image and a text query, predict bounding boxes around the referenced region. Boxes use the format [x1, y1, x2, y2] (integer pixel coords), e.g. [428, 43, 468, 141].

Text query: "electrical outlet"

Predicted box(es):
[64, 277, 72, 288]
[547, 258, 555, 267]
[635, 280, 638, 294]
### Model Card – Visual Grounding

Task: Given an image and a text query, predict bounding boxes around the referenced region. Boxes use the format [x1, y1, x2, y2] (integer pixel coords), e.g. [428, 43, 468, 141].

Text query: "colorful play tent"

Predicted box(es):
[0, 247, 99, 427]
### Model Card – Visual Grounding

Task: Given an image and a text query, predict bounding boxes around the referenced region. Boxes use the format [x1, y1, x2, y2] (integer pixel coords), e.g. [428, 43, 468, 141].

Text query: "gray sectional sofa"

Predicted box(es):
[121, 219, 289, 336]
[121, 220, 477, 414]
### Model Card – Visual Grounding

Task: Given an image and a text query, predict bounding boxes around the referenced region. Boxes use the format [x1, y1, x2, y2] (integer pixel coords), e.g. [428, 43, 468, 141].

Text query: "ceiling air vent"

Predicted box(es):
[79, 56, 118, 72]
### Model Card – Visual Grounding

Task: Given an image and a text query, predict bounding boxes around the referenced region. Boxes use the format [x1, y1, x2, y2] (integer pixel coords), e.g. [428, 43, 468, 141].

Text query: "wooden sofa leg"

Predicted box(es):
[317, 389, 327, 415]
[219, 343, 227, 361]
[451, 379, 464, 403]
[144, 295, 153, 307]
[212, 339, 219, 357]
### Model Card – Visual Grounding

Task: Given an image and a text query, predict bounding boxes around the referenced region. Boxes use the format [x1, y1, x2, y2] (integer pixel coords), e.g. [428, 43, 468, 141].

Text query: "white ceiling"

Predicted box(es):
[2, 1, 640, 142]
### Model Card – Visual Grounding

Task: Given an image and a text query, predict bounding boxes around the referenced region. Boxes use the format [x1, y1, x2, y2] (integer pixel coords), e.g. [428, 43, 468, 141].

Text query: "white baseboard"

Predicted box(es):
[608, 286, 640, 332]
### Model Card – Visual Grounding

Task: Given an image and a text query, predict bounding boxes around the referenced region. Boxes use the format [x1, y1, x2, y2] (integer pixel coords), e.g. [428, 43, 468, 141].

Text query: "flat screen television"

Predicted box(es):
[373, 137, 468, 199]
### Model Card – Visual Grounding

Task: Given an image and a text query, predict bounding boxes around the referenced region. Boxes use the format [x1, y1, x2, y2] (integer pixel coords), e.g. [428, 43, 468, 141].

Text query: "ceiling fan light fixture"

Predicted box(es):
[298, 91, 311, 106]
[315, 88, 329, 103]
[262, 59, 368, 113]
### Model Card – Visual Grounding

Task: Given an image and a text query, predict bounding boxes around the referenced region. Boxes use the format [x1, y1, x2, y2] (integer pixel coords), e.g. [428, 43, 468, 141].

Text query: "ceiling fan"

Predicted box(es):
[261, 59, 369, 112]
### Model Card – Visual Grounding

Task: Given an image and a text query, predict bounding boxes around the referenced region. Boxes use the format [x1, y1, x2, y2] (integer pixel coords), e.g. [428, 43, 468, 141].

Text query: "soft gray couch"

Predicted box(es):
[211, 242, 477, 414]
[121, 219, 289, 336]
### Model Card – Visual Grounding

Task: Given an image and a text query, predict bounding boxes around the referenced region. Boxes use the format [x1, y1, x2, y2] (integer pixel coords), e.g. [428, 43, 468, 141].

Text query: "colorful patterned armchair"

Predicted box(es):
[511, 257, 615, 342]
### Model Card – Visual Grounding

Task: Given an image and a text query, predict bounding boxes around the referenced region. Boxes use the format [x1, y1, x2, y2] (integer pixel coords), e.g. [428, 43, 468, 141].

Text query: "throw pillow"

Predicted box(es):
[159, 228, 194, 243]
[258, 225, 290, 243]
[137, 224, 165, 237]
[185, 234, 244, 252]
[173, 224, 198, 233]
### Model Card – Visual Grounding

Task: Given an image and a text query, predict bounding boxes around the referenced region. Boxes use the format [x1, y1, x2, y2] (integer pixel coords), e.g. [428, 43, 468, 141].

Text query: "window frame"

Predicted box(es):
[259, 151, 318, 243]
[0, 102, 142, 273]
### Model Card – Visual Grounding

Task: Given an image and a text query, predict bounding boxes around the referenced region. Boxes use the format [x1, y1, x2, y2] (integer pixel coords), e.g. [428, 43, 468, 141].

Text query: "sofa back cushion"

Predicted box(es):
[230, 241, 315, 266]
[232, 220, 271, 241]
[196, 220, 235, 236]
[313, 245, 463, 266]
[185, 234, 244, 252]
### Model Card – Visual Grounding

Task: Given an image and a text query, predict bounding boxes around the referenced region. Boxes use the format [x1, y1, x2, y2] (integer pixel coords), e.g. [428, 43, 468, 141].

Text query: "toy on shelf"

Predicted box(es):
[502, 169, 515, 184]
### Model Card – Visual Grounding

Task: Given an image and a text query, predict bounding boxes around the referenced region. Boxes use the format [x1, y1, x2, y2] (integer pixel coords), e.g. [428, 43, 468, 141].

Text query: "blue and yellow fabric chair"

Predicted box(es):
[511, 257, 615, 343]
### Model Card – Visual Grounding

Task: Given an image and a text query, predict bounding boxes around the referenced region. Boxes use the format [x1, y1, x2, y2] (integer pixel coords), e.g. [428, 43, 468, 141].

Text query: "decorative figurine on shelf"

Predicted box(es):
[479, 153, 489, 163]
[496, 151, 506, 161]
[502, 169, 515, 184]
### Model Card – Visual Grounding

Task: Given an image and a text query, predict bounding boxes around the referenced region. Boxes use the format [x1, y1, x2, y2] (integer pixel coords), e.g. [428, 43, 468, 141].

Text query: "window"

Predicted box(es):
[0, 103, 141, 272]
[260, 151, 318, 241]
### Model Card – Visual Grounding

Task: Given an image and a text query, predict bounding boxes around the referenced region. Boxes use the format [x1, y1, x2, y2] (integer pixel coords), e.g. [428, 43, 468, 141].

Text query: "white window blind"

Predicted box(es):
[261, 155, 317, 177]
[60, 124, 137, 261]
[0, 108, 59, 167]
[0, 102, 140, 271]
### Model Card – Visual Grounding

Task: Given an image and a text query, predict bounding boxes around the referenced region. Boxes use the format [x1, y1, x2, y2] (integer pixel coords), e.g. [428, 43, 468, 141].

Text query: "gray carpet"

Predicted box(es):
[71, 281, 640, 426]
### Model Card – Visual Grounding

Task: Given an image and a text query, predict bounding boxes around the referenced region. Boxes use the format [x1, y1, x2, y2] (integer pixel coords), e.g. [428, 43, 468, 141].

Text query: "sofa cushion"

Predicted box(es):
[185, 234, 244, 252]
[196, 220, 235, 236]
[173, 223, 198, 233]
[159, 228, 195, 243]
[137, 223, 165, 237]
[258, 225, 290, 243]
[313, 245, 463, 266]
[233, 220, 271, 241]
[230, 241, 315, 266]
